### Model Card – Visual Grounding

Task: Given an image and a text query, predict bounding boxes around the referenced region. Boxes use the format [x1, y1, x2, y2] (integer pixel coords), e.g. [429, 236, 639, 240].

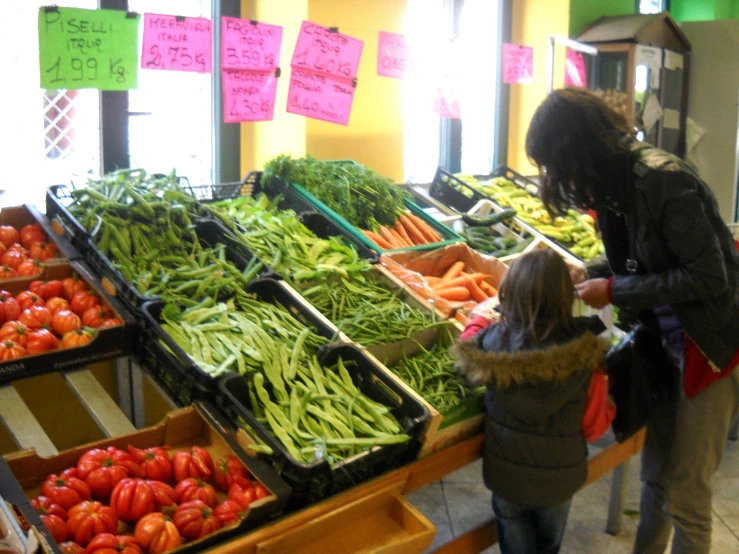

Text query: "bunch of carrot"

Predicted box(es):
[424, 261, 498, 302]
[363, 212, 442, 250]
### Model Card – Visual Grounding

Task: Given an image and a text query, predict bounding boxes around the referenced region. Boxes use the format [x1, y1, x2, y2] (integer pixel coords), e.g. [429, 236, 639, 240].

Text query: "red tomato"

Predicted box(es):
[0, 265, 17, 280]
[17, 259, 44, 277]
[70, 291, 99, 316]
[16, 291, 45, 310]
[40, 513, 67, 543]
[213, 499, 246, 527]
[228, 481, 256, 509]
[172, 447, 214, 482]
[20, 224, 46, 249]
[41, 280, 65, 300]
[46, 296, 71, 315]
[0, 321, 29, 347]
[52, 310, 82, 336]
[40, 469, 92, 510]
[0, 291, 20, 321]
[29, 241, 58, 262]
[29, 280, 44, 296]
[133, 513, 182, 554]
[7, 243, 28, 255]
[0, 339, 26, 360]
[61, 327, 97, 349]
[145, 480, 177, 510]
[101, 318, 124, 328]
[127, 445, 172, 483]
[175, 478, 218, 508]
[77, 446, 142, 499]
[19, 305, 52, 330]
[1, 250, 25, 270]
[26, 328, 60, 355]
[86, 534, 143, 554]
[172, 500, 221, 541]
[30, 496, 67, 519]
[66, 501, 117, 547]
[82, 306, 114, 328]
[58, 542, 85, 554]
[213, 455, 251, 493]
[254, 483, 269, 500]
[0, 226, 20, 247]
[109, 479, 155, 523]
[63, 276, 87, 300]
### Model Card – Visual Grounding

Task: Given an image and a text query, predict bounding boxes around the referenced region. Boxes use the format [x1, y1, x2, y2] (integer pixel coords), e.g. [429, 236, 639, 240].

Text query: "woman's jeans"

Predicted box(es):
[492, 494, 572, 554]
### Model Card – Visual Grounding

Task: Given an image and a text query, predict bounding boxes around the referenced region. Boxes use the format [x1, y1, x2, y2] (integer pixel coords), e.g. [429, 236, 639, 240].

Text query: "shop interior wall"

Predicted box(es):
[568, 0, 634, 36]
[671, 0, 739, 21]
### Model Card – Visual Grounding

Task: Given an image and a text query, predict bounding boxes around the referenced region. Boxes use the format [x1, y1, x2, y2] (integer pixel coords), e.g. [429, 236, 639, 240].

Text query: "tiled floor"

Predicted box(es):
[407, 437, 739, 553]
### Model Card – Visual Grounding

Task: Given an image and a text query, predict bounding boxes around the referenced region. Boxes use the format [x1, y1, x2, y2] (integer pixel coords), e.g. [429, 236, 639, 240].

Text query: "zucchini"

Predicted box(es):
[503, 236, 535, 255]
[503, 237, 519, 249]
[461, 208, 517, 227]
[465, 226, 501, 238]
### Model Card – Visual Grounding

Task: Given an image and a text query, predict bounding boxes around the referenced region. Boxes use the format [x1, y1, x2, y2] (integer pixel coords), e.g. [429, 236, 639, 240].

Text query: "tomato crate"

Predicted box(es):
[1, 403, 292, 554]
[216, 343, 429, 510]
[0, 261, 136, 385]
[138, 277, 343, 407]
[0, 457, 48, 552]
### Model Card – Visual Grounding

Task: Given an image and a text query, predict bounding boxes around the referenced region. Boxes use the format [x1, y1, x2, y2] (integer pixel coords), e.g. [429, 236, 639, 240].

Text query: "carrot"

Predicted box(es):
[425, 276, 442, 285]
[480, 281, 498, 296]
[364, 230, 394, 250]
[432, 273, 485, 290]
[465, 276, 489, 302]
[440, 261, 465, 283]
[398, 214, 428, 245]
[380, 226, 400, 248]
[408, 213, 441, 242]
[434, 286, 471, 301]
[390, 228, 411, 247]
[394, 221, 413, 246]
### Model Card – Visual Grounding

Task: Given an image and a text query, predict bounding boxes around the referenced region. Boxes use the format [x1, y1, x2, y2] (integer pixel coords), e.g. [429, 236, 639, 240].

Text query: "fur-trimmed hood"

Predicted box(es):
[452, 332, 609, 389]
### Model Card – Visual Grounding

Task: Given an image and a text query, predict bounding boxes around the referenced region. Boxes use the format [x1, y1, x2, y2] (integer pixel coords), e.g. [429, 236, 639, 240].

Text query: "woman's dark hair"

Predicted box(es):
[526, 88, 632, 216]
[498, 249, 574, 342]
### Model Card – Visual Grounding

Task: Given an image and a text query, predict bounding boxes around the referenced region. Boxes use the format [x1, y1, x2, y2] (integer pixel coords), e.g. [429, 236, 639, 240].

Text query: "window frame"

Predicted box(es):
[636, 0, 670, 14]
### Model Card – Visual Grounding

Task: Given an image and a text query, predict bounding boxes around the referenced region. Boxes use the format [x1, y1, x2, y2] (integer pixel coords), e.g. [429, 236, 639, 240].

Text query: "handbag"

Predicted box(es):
[604, 323, 680, 442]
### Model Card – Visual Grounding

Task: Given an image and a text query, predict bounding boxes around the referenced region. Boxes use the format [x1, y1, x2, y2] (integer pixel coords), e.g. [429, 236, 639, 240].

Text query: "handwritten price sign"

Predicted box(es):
[433, 83, 461, 120]
[38, 7, 140, 90]
[287, 69, 355, 125]
[290, 21, 363, 79]
[502, 43, 533, 85]
[141, 13, 212, 73]
[564, 49, 587, 87]
[222, 17, 282, 71]
[223, 70, 277, 122]
[377, 31, 414, 79]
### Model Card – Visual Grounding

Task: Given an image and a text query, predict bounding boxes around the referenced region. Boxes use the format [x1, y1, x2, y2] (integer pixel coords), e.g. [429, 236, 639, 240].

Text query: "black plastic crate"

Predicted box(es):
[217, 343, 429, 510]
[297, 211, 379, 262]
[139, 278, 341, 404]
[45, 184, 90, 249]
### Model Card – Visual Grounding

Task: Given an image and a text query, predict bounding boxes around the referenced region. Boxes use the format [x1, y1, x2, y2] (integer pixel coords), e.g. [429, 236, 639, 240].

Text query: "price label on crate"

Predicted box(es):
[502, 43, 533, 85]
[291, 20, 363, 79]
[141, 13, 212, 73]
[377, 31, 414, 78]
[38, 7, 140, 90]
[286, 69, 355, 125]
[221, 17, 282, 71]
[222, 69, 277, 122]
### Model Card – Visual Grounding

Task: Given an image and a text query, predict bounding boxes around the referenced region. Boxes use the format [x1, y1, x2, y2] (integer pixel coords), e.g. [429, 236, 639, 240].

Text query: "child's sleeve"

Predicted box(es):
[460, 315, 492, 341]
[581, 368, 616, 442]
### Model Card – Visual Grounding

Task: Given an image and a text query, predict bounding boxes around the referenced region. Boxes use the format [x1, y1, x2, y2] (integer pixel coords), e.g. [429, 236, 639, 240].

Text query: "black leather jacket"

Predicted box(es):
[594, 139, 739, 368]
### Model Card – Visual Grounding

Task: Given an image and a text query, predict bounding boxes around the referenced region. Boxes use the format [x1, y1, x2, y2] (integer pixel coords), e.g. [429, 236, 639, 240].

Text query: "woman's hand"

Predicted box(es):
[469, 295, 500, 321]
[575, 278, 611, 309]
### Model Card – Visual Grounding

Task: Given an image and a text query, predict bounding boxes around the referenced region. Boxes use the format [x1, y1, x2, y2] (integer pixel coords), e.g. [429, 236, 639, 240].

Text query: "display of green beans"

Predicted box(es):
[389, 328, 482, 413]
[300, 275, 447, 346]
[203, 194, 370, 282]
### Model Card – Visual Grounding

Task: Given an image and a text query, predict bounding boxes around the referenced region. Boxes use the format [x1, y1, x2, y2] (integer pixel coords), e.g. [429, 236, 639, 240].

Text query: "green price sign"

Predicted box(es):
[38, 7, 140, 90]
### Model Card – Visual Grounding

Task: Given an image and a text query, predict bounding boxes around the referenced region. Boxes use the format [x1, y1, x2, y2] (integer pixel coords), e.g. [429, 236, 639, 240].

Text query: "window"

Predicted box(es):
[638, 0, 668, 14]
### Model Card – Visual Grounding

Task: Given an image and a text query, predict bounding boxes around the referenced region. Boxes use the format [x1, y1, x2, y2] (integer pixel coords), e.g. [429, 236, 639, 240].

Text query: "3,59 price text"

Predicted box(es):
[224, 47, 275, 69]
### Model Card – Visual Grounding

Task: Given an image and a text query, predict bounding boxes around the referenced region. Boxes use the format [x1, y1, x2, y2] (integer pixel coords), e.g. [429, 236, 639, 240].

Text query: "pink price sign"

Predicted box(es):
[222, 70, 277, 122]
[141, 13, 212, 73]
[377, 31, 414, 79]
[290, 20, 363, 79]
[286, 69, 355, 126]
[502, 43, 533, 85]
[221, 17, 283, 71]
[564, 49, 587, 87]
[433, 86, 461, 120]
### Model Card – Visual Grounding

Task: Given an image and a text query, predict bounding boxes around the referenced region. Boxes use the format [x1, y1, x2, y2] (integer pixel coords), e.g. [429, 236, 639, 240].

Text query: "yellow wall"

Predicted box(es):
[239, 0, 406, 182]
[507, 0, 570, 175]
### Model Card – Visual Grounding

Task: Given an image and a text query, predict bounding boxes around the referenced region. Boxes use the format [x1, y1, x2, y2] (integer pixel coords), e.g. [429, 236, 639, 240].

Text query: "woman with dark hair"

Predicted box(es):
[526, 87, 739, 554]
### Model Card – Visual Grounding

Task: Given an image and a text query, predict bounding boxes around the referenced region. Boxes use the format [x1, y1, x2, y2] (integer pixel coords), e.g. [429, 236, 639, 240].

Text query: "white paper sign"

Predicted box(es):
[642, 94, 663, 134]
[686, 117, 706, 159]
[663, 108, 680, 130]
[664, 50, 684, 71]
[636, 45, 662, 89]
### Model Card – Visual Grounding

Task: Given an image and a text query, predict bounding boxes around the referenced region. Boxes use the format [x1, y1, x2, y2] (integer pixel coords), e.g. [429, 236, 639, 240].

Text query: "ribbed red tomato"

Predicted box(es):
[26, 328, 60, 355]
[62, 276, 87, 300]
[127, 445, 172, 482]
[46, 296, 71, 315]
[77, 446, 142, 499]
[19, 305, 52, 330]
[70, 291, 100, 316]
[29, 280, 44, 296]
[20, 224, 46, 249]
[61, 327, 97, 349]
[52, 310, 82, 336]
[0, 291, 20, 321]
[58, 541, 85, 554]
[82, 306, 114, 328]
[1, 250, 25, 270]
[227, 481, 256, 509]
[40, 469, 92, 510]
[29, 241, 57, 262]
[0, 226, 20, 247]
[40, 513, 67, 543]
[172, 500, 221, 541]
[101, 318, 124, 328]
[172, 446, 214, 482]
[134, 513, 182, 554]
[17, 259, 43, 277]
[0, 321, 29, 347]
[145, 480, 177, 510]
[30, 495, 67, 519]
[175, 478, 218, 508]
[213, 455, 251, 492]
[86, 533, 142, 554]
[16, 291, 45, 310]
[41, 280, 65, 300]
[254, 483, 269, 500]
[66, 501, 118, 547]
[213, 499, 247, 527]
[0, 339, 26, 360]
[109, 478, 155, 523]
[0, 265, 18, 280]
